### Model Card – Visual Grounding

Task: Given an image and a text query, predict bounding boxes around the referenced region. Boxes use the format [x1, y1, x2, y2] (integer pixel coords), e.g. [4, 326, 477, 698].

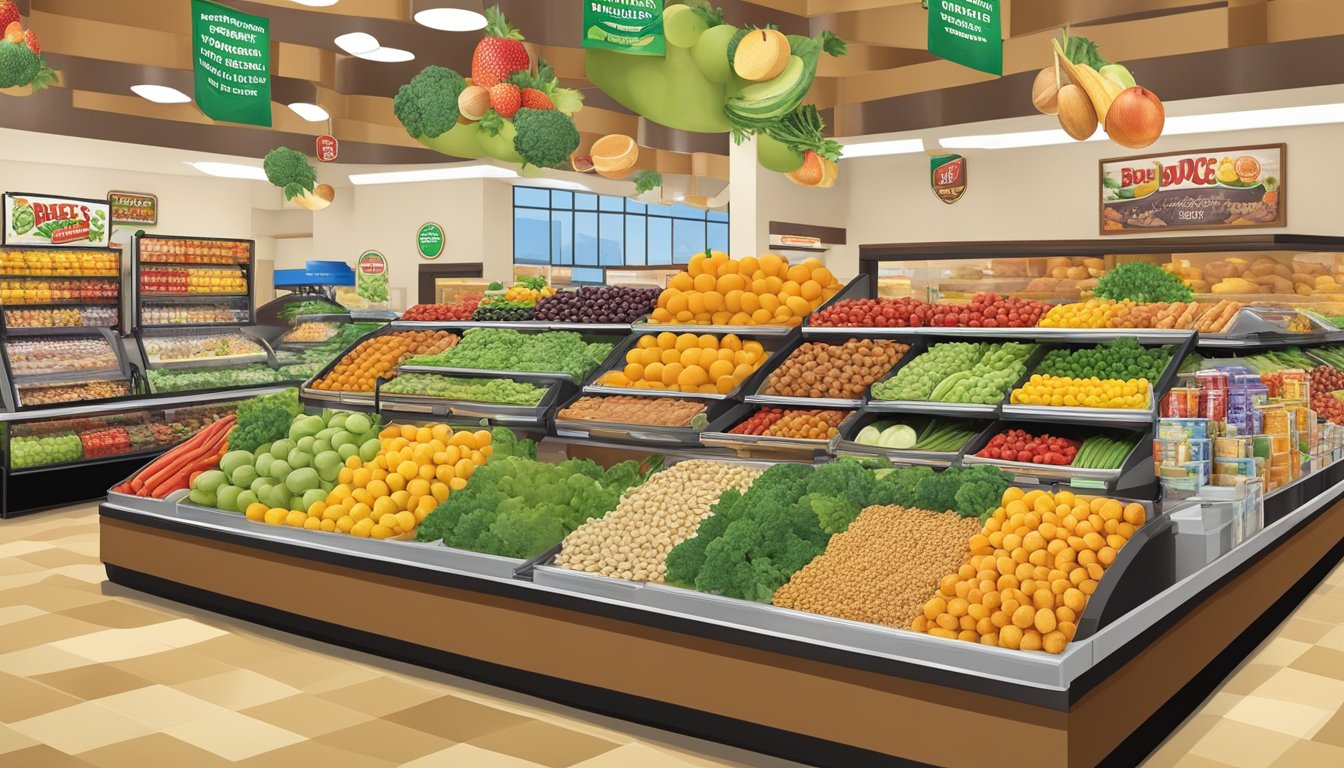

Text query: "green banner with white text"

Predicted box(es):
[927, 0, 1001, 76]
[191, 0, 272, 126]
[583, 0, 665, 56]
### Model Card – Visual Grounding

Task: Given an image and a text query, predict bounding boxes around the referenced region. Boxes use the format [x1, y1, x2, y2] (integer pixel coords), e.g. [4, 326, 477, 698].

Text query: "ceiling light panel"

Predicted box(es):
[839, 139, 926, 158]
[186, 161, 269, 180]
[356, 47, 415, 62]
[349, 164, 516, 185]
[131, 84, 191, 104]
[414, 7, 487, 32]
[334, 32, 379, 55]
[288, 102, 330, 122]
[292, 0, 340, 6]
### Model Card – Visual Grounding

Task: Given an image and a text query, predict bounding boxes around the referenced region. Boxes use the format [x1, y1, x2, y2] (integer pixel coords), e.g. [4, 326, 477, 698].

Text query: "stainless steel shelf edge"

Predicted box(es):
[745, 394, 864, 409]
[864, 400, 999, 416]
[393, 320, 633, 333]
[147, 353, 270, 370]
[803, 326, 1196, 344]
[999, 404, 1156, 425]
[0, 385, 290, 422]
[699, 431, 837, 455]
[832, 443, 961, 467]
[583, 384, 729, 401]
[396, 365, 579, 385]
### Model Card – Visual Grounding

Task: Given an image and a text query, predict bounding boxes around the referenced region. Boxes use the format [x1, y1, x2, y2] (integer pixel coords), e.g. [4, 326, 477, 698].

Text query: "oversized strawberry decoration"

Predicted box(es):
[471, 5, 529, 88]
[0, 1, 18, 34]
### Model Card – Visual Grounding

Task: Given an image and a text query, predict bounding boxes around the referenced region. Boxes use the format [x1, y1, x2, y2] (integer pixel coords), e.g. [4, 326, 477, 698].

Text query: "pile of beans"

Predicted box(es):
[555, 460, 761, 582]
[773, 506, 980, 627]
[914, 488, 1146, 654]
[729, 407, 851, 440]
[557, 395, 706, 427]
[764, 339, 909, 399]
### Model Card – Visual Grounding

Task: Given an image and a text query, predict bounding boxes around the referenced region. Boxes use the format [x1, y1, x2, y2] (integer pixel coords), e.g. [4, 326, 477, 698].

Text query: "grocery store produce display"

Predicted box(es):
[1010, 374, 1151, 410]
[557, 395, 707, 427]
[279, 322, 339, 344]
[17, 404, 237, 472]
[870, 342, 1036, 404]
[728, 407, 850, 439]
[1092, 261, 1193, 304]
[600, 332, 766, 393]
[810, 293, 1050, 328]
[282, 322, 384, 380]
[533, 286, 660, 324]
[311, 330, 458, 392]
[0, 278, 117, 305]
[138, 237, 250, 265]
[277, 299, 345, 322]
[140, 267, 247, 295]
[1003, 339, 1171, 410]
[649, 252, 841, 327]
[142, 333, 265, 362]
[0, 248, 118, 276]
[555, 460, 763, 583]
[1073, 434, 1139, 469]
[112, 415, 237, 498]
[772, 505, 981, 628]
[855, 419, 979, 452]
[380, 373, 548, 405]
[141, 304, 249, 326]
[1037, 299, 1240, 330]
[914, 488, 1146, 653]
[401, 298, 482, 322]
[147, 365, 284, 393]
[4, 335, 119, 376]
[405, 328, 614, 380]
[975, 429, 1079, 466]
[468, 278, 555, 321]
[4, 306, 118, 328]
[18, 379, 130, 406]
[10, 434, 83, 469]
[763, 338, 908, 399]
[416, 432, 649, 558]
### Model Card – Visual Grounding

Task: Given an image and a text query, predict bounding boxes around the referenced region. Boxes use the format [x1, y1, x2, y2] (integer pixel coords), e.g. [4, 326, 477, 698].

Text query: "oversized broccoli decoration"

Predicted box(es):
[0, 10, 58, 92]
[391, 7, 582, 175]
[263, 147, 334, 211]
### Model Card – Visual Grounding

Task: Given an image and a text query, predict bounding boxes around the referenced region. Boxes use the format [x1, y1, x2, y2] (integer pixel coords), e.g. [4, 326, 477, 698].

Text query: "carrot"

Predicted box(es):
[133, 416, 236, 495]
[130, 419, 229, 492]
[150, 432, 235, 498]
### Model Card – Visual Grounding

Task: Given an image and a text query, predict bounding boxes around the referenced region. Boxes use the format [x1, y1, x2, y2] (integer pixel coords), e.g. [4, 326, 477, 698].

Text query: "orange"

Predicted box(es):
[603, 372, 631, 387]
[800, 280, 823, 300]
[733, 363, 754, 379]
[661, 363, 683, 386]
[687, 252, 707, 277]
[698, 348, 720, 368]
[624, 363, 645, 380]
[717, 273, 745, 293]
[724, 289, 744, 313]
[639, 347, 660, 366]
[750, 279, 769, 295]
[743, 340, 764, 355]
[750, 308, 773, 324]
[625, 349, 641, 365]
[708, 359, 734, 380]
[674, 333, 698, 352]
[660, 348, 680, 365]
[637, 335, 656, 349]
[740, 292, 760, 313]
[717, 260, 739, 277]
[687, 293, 706, 315]
[764, 276, 784, 294]
[781, 280, 802, 297]
[759, 293, 781, 313]
[702, 291, 724, 312]
[715, 375, 736, 394]
[656, 332, 677, 349]
[729, 312, 752, 325]
[666, 293, 689, 315]
[692, 273, 716, 292]
[737, 256, 760, 276]
[677, 366, 708, 388]
[760, 253, 785, 277]
[644, 362, 664, 382]
[785, 296, 812, 316]
[679, 348, 701, 368]
[786, 264, 811, 283]
[670, 272, 693, 291]
[711, 310, 733, 325]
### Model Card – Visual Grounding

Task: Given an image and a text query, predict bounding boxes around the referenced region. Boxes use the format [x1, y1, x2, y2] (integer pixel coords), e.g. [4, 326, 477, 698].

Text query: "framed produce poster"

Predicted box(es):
[3, 192, 111, 247]
[108, 191, 158, 225]
[1100, 144, 1285, 234]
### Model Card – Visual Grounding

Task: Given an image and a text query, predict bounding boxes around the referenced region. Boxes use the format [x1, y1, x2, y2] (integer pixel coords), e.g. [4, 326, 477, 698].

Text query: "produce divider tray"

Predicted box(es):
[147, 352, 269, 370]
[998, 403, 1157, 426]
[551, 397, 751, 447]
[392, 320, 633, 333]
[375, 380, 560, 425]
[958, 421, 1153, 489]
[293, 313, 352, 324]
[860, 338, 1046, 417]
[740, 332, 909, 410]
[832, 412, 994, 468]
[698, 430, 837, 456]
[397, 365, 581, 385]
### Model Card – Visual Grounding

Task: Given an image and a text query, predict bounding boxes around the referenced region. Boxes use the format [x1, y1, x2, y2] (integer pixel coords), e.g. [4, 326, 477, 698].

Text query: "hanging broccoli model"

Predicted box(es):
[263, 147, 335, 211]
[0, 7, 58, 92]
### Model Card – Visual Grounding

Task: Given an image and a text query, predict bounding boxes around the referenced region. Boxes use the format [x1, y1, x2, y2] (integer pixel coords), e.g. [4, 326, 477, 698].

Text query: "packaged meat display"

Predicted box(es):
[4, 334, 121, 377]
[142, 332, 266, 363]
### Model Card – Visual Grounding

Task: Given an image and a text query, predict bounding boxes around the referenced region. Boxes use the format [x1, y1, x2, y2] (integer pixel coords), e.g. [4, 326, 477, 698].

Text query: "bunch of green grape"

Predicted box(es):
[871, 342, 983, 401]
[937, 343, 1037, 404]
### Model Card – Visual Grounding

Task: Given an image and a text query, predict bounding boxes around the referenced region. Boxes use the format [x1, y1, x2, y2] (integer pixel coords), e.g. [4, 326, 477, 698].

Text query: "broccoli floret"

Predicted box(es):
[512, 108, 580, 170]
[807, 494, 861, 536]
[952, 466, 1011, 521]
[910, 470, 961, 513]
[0, 42, 39, 89]
[263, 147, 317, 200]
[394, 65, 467, 139]
[489, 427, 536, 460]
[489, 505, 566, 559]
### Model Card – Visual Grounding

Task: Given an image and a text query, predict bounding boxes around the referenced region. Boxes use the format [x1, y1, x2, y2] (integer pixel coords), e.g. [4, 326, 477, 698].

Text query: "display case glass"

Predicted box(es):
[1, 328, 133, 408]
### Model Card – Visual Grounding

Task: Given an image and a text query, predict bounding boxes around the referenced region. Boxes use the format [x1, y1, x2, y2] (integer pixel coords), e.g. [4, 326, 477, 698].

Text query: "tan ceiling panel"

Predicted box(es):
[812, 3, 929, 49]
[245, 0, 406, 20]
[31, 10, 191, 70]
[1267, 0, 1344, 42]
[273, 42, 337, 84]
[1009, 0, 1227, 36]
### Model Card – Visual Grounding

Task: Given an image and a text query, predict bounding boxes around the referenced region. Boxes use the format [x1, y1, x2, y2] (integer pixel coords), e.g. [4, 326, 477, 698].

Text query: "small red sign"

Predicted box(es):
[316, 135, 338, 162]
[931, 154, 967, 204]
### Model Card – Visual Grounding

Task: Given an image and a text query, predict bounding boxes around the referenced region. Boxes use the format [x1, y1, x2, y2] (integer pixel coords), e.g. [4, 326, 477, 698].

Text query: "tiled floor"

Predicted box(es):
[0, 504, 1341, 767]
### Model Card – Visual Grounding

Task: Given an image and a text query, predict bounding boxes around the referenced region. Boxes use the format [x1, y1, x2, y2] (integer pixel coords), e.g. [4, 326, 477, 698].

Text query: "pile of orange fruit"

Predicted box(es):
[0, 249, 118, 276]
[649, 251, 842, 327]
[310, 331, 458, 392]
[600, 332, 766, 394]
[247, 423, 492, 539]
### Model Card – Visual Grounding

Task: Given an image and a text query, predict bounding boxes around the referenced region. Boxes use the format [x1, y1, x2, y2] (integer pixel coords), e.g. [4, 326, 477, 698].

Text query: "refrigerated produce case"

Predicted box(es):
[99, 236, 1344, 768]
[0, 245, 122, 331]
[133, 235, 253, 329]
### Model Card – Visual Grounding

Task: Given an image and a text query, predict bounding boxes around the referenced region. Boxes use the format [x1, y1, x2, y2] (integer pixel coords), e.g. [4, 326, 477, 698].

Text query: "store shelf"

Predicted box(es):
[140, 292, 250, 299]
[396, 364, 581, 385]
[9, 445, 173, 477]
[0, 385, 290, 422]
[392, 320, 633, 333]
[1000, 403, 1157, 426]
[864, 399, 999, 416]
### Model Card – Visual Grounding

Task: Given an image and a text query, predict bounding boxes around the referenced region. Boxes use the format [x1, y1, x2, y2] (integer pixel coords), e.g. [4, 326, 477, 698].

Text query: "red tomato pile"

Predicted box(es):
[401, 297, 482, 322]
[810, 293, 1050, 328]
[80, 427, 132, 458]
[1308, 366, 1344, 424]
[729, 407, 787, 436]
[976, 429, 1080, 465]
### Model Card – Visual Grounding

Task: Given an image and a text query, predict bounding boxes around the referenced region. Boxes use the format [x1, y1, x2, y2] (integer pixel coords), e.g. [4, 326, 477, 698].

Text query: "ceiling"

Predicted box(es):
[2, 0, 1343, 181]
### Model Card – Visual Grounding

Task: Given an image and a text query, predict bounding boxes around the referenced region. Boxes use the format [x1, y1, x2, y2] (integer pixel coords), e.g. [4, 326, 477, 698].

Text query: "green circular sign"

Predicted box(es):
[417, 222, 445, 260]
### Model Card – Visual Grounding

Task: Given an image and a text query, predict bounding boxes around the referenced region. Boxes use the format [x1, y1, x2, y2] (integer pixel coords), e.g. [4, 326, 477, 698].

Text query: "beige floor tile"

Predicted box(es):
[242, 650, 366, 690]
[314, 717, 456, 763]
[1270, 738, 1344, 768]
[1275, 617, 1342, 645]
[1167, 756, 1241, 768]
[317, 676, 446, 719]
[106, 646, 236, 686]
[9, 701, 152, 756]
[468, 720, 621, 768]
[91, 684, 227, 730]
[163, 710, 305, 762]
[571, 742, 710, 768]
[187, 633, 295, 667]
[173, 669, 302, 711]
[1221, 695, 1335, 739]
[296, 663, 385, 694]
[0, 614, 106, 654]
[0, 673, 84, 723]
[0, 723, 39, 755]
[0, 744, 97, 766]
[1253, 667, 1344, 711]
[1195, 692, 1245, 718]
[0, 604, 44, 625]
[0, 556, 45, 575]
[1188, 719, 1300, 766]
[48, 628, 171, 664]
[1319, 626, 1344, 653]
[59, 600, 173, 629]
[1141, 714, 1223, 767]
[0, 584, 104, 612]
[131, 617, 229, 649]
[17, 548, 96, 569]
[72, 732, 233, 768]
[240, 693, 374, 738]
[1291, 646, 1344, 681]
[1294, 594, 1344, 624]
[402, 743, 548, 768]
[31, 664, 153, 701]
[233, 738, 398, 768]
[0, 540, 54, 558]
[0, 645, 93, 677]
[388, 695, 531, 742]
[1250, 636, 1315, 667]
[1313, 707, 1344, 749]
[1215, 662, 1283, 696]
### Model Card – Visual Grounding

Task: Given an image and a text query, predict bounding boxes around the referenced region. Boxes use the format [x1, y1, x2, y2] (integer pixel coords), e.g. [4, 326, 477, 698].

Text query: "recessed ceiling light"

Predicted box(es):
[185, 161, 269, 180]
[839, 138, 926, 158]
[288, 102, 330, 122]
[348, 164, 516, 185]
[414, 8, 487, 32]
[334, 32, 379, 55]
[356, 46, 415, 62]
[291, 0, 339, 6]
[131, 84, 191, 104]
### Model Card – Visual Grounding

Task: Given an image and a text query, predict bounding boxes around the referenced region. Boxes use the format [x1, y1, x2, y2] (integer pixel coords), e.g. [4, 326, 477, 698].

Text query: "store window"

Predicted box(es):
[513, 186, 728, 284]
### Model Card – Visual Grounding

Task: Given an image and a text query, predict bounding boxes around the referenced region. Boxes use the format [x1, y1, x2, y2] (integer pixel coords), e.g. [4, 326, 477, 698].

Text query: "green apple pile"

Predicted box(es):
[189, 411, 382, 513]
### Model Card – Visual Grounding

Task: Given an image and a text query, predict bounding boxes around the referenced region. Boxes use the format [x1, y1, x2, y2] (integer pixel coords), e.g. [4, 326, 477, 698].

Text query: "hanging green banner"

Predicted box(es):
[191, 0, 272, 127]
[583, 0, 665, 56]
[927, 0, 1002, 76]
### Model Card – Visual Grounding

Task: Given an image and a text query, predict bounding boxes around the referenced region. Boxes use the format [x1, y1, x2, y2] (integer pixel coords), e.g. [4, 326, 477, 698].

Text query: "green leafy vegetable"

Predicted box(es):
[406, 328, 613, 379]
[278, 299, 344, 322]
[632, 171, 663, 195]
[512, 108, 581, 170]
[1093, 261, 1193, 304]
[227, 389, 303, 453]
[393, 65, 468, 139]
[763, 104, 842, 162]
[263, 147, 317, 200]
[1061, 29, 1109, 70]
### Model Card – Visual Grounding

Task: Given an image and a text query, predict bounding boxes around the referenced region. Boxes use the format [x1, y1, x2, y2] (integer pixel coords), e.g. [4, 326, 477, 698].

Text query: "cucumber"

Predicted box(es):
[929, 372, 970, 401]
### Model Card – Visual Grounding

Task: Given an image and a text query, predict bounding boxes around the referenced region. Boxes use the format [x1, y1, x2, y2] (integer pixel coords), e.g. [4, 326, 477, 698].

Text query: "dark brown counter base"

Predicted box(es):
[100, 499, 1344, 768]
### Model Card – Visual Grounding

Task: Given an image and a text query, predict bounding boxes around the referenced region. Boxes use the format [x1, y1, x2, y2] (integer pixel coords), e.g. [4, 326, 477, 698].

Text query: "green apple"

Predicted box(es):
[1099, 64, 1136, 89]
[691, 24, 738, 84]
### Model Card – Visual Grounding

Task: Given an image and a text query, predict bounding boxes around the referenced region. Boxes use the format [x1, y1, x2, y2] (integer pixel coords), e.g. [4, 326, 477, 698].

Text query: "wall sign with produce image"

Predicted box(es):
[356, 251, 389, 306]
[417, 223, 445, 260]
[583, 0, 664, 56]
[3, 192, 110, 247]
[108, 191, 157, 225]
[1100, 144, 1285, 234]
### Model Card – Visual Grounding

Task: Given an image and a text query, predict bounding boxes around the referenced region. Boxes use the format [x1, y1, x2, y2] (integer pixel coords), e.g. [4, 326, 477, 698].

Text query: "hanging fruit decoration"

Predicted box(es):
[1033, 29, 1165, 149]
[392, 6, 583, 177]
[0, 1, 58, 93]
[584, 1, 848, 189]
[263, 147, 335, 211]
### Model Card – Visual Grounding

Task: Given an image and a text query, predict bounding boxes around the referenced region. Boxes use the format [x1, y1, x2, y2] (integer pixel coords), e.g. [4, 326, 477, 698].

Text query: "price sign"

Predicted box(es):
[316, 135, 338, 162]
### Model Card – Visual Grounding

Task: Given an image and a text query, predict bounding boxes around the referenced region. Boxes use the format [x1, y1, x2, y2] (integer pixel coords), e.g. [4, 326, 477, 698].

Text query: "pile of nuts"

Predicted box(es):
[555, 460, 761, 583]
[557, 395, 706, 427]
[773, 506, 980, 628]
[18, 379, 130, 405]
[764, 339, 909, 399]
[729, 407, 852, 440]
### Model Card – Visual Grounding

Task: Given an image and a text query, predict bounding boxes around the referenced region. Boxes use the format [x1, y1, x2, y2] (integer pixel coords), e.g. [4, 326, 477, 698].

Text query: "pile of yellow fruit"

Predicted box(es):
[600, 332, 766, 394]
[649, 251, 841, 327]
[503, 281, 556, 305]
[245, 423, 491, 539]
[914, 488, 1146, 654]
[1038, 299, 1139, 328]
[0, 249, 118, 276]
[1010, 374, 1151, 409]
